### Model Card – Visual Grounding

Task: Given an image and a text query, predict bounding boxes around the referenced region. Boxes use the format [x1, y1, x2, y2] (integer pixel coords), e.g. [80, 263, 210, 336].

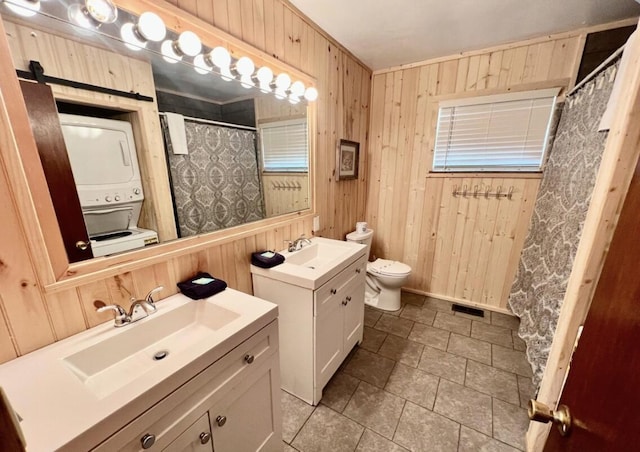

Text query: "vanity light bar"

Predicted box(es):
[2, 0, 40, 17]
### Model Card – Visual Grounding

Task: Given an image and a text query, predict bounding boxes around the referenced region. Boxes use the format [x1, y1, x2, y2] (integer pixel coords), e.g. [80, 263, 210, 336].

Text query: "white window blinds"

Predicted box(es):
[259, 118, 308, 172]
[433, 88, 559, 172]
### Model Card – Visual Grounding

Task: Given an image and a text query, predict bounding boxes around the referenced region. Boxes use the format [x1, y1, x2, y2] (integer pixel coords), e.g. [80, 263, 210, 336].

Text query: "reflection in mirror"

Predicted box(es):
[1, 0, 313, 263]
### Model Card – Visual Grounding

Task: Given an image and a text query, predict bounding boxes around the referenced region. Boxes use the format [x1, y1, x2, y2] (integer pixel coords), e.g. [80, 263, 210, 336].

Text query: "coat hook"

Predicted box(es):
[473, 185, 479, 198]
[507, 186, 514, 200]
[453, 184, 458, 197]
[485, 186, 491, 199]
[462, 184, 468, 197]
[495, 186, 502, 199]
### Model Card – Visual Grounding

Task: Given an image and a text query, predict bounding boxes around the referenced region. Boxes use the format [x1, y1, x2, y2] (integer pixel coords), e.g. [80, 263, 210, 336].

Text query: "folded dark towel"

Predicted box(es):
[177, 272, 227, 300]
[251, 250, 285, 268]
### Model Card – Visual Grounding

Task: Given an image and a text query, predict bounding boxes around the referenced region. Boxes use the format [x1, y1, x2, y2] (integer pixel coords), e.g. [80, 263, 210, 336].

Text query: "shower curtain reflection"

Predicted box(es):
[161, 116, 265, 237]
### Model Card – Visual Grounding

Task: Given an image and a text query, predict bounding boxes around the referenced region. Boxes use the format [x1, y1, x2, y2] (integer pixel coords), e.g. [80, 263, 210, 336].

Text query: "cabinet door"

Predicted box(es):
[209, 355, 280, 452]
[343, 278, 365, 353]
[163, 414, 213, 452]
[315, 295, 343, 391]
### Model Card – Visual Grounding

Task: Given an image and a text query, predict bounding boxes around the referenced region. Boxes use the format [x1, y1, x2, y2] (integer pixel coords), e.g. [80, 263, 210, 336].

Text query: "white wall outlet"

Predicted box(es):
[312, 215, 320, 232]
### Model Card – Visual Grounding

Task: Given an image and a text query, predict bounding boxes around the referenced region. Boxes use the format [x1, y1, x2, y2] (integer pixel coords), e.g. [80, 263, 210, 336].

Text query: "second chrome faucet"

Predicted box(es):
[97, 286, 164, 327]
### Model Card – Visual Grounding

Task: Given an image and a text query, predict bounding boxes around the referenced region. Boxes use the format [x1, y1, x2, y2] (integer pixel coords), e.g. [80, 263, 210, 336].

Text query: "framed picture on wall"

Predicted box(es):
[337, 139, 359, 181]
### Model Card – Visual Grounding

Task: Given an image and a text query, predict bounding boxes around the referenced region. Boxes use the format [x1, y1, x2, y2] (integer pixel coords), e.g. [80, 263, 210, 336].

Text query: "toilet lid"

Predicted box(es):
[367, 259, 411, 276]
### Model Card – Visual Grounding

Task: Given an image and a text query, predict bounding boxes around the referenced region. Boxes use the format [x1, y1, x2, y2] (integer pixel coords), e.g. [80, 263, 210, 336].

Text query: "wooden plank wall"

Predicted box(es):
[0, 0, 371, 363]
[366, 36, 584, 311]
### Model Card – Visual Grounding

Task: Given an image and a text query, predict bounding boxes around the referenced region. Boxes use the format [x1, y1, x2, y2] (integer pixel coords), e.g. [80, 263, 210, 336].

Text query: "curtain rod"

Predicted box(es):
[159, 112, 257, 131]
[568, 44, 625, 96]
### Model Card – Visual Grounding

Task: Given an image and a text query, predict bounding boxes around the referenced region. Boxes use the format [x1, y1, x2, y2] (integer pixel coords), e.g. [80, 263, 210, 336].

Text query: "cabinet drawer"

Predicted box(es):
[93, 321, 278, 452]
[314, 254, 366, 317]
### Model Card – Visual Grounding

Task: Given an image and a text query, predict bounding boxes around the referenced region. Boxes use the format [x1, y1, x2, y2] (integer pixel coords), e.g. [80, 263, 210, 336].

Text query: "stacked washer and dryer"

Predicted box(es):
[346, 224, 412, 311]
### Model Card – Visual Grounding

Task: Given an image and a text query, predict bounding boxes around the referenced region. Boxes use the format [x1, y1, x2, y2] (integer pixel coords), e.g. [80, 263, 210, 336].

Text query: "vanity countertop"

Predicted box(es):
[0, 289, 278, 451]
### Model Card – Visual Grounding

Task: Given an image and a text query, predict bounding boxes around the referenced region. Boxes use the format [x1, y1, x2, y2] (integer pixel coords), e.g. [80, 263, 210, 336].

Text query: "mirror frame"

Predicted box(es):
[0, 0, 317, 291]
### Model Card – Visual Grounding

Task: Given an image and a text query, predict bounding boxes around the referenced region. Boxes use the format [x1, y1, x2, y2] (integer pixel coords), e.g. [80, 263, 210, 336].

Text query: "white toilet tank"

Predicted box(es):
[346, 229, 374, 260]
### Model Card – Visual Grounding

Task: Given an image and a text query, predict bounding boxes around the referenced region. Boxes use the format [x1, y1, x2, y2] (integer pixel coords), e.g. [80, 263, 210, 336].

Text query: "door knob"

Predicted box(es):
[528, 400, 572, 436]
[75, 240, 90, 251]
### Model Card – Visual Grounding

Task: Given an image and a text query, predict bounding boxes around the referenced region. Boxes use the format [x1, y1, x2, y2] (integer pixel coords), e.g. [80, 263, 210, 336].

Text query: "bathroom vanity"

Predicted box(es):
[250, 237, 366, 405]
[0, 290, 281, 451]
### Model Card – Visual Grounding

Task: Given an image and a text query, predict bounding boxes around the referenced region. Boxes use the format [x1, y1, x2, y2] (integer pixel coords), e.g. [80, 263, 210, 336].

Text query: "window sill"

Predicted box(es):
[427, 171, 543, 179]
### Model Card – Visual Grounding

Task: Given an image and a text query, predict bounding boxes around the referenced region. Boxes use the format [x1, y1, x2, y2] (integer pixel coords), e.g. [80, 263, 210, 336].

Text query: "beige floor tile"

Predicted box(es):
[491, 312, 520, 330]
[418, 345, 467, 384]
[364, 308, 383, 328]
[422, 297, 454, 313]
[517, 375, 536, 409]
[355, 429, 409, 452]
[321, 372, 360, 413]
[492, 345, 533, 377]
[360, 326, 388, 353]
[343, 348, 396, 388]
[454, 310, 491, 323]
[465, 360, 519, 404]
[385, 362, 439, 409]
[343, 382, 405, 439]
[492, 399, 528, 450]
[434, 379, 493, 435]
[394, 401, 460, 452]
[433, 311, 472, 336]
[281, 390, 315, 443]
[447, 334, 492, 364]
[458, 426, 520, 452]
[471, 322, 514, 348]
[401, 291, 426, 306]
[292, 405, 364, 452]
[283, 442, 298, 452]
[408, 323, 450, 350]
[399, 304, 437, 325]
[377, 334, 424, 367]
[512, 331, 526, 352]
[374, 314, 414, 338]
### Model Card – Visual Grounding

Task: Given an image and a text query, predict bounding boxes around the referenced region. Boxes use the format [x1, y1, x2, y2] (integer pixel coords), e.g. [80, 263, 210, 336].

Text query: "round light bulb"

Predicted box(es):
[288, 94, 301, 105]
[161, 40, 181, 63]
[275, 88, 287, 100]
[219, 67, 234, 82]
[68, 4, 93, 28]
[290, 81, 305, 97]
[275, 73, 291, 90]
[304, 87, 318, 102]
[210, 47, 231, 68]
[137, 11, 166, 42]
[193, 54, 211, 75]
[240, 74, 254, 89]
[256, 67, 273, 84]
[85, 0, 117, 24]
[177, 31, 201, 57]
[120, 23, 146, 50]
[4, 0, 40, 17]
[236, 56, 255, 76]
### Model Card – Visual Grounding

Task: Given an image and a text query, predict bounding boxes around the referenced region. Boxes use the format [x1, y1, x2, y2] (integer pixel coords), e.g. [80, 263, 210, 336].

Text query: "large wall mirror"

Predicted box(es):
[1, 0, 316, 271]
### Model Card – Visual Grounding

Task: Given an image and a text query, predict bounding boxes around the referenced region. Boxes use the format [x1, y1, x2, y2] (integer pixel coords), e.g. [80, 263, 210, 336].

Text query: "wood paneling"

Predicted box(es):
[367, 35, 583, 311]
[261, 173, 310, 216]
[0, 0, 370, 362]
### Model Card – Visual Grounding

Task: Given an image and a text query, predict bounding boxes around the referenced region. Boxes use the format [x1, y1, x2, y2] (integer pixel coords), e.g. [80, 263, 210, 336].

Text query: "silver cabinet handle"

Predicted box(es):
[342, 300, 347, 306]
[199, 432, 211, 444]
[216, 415, 227, 427]
[330, 288, 337, 294]
[140, 433, 156, 449]
[356, 268, 361, 273]
[346, 296, 352, 301]
[244, 354, 255, 364]
[75, 240, 90, 251]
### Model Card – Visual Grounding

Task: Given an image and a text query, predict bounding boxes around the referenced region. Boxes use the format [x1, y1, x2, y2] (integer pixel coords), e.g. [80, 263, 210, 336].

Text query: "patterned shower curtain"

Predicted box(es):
[161, 117, 266, 237]
[508, 60, 620, 387]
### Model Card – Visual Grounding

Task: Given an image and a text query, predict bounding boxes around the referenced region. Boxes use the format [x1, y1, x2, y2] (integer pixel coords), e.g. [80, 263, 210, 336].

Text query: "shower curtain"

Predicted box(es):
[161, 116, 266, 237]
[508, 58, 620, 387]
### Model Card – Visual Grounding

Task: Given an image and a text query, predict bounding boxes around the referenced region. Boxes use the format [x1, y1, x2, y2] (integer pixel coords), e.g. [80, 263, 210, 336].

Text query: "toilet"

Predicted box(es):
[346, 228, 411, 311]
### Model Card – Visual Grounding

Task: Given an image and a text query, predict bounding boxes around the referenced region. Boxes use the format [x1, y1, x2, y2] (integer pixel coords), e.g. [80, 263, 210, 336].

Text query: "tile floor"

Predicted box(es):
[281, 292, 535, 452]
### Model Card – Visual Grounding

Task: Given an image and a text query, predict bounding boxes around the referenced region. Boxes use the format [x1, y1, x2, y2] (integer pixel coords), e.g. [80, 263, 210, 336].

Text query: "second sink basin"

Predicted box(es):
[63, 301, 240, 399]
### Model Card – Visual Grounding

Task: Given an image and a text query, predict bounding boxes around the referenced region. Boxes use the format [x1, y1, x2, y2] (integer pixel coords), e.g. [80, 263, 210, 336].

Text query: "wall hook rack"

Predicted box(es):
[453, 184, 514, 200]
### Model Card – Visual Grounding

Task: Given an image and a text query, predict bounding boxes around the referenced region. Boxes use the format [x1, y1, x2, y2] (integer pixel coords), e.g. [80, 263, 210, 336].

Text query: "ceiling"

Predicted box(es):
[289, 0, 640, 71]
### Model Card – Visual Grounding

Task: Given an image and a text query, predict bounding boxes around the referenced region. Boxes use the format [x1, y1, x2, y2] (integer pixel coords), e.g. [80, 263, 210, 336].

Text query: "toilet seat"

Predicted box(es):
[367, 259, 411, 277]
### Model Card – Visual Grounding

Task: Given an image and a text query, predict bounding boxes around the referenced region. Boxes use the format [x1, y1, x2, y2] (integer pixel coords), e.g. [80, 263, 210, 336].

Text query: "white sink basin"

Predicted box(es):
[0, 290, 277, 452]
[251, 237, 366, 289]
[63, 302, 241, 398]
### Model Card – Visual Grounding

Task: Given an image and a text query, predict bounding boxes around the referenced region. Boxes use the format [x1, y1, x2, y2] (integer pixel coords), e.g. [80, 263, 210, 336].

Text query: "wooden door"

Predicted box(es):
[19, 80, 92, 262]
[543, 157, 640, 450]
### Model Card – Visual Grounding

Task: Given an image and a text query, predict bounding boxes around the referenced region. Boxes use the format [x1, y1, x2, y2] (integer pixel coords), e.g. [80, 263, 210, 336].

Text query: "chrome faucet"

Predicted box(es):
[287, 234, 313, 252]
[96, 286, 164, 327]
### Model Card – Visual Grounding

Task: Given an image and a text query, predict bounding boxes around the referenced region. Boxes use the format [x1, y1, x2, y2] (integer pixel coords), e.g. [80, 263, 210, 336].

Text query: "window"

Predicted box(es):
[259, 118, 308, 172]
[433, 88, 559, 172]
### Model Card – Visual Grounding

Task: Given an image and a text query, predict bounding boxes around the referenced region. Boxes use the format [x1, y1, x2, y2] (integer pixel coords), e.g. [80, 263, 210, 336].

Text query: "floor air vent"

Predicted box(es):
[451, 304, 485, 318]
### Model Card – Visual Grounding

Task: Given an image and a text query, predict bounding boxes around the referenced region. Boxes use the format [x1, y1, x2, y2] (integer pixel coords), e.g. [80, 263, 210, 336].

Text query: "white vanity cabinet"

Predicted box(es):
[93, 320, 281, 452]
[252, 254, 366, 405]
